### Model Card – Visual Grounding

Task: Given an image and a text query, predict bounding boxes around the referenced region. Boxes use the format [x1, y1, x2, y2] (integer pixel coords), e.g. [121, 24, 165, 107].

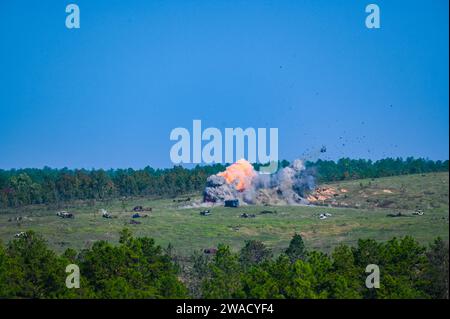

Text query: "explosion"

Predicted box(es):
[217, 159, 257, 191]
[203, 158, 315, 205]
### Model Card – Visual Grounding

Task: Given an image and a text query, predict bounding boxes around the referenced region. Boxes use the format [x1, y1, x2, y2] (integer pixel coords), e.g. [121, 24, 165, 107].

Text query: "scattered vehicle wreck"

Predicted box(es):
[56, 211, 74, 219]
[224, 199, 239, 208]
[132, 212, 149, 218]
[387, 212, 408, 218]
[260, 210, 277, 214]
[319, 213, 332, 220]
[100, 209, 113, 219]
[240, 213, 256, 218]
[132, 206, 152, 212]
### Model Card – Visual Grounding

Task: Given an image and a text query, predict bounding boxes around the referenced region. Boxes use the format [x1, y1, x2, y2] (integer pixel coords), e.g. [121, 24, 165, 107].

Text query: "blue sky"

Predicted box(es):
[0, 0, 448, 169]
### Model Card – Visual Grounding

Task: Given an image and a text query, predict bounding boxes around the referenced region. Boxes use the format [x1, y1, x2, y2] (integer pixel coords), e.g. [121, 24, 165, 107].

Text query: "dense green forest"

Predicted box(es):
[0, 231, 448, 299]
[0, 157, 448, 208]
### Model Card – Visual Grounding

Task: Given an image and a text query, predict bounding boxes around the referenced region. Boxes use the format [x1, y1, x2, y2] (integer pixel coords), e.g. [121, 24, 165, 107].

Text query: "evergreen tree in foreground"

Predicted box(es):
[285, 233, 307, 263]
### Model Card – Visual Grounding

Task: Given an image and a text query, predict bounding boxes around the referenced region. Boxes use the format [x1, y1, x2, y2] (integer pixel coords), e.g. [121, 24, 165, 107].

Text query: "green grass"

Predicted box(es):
[0, 172, 448, 256]
[314, 172, 449, 210]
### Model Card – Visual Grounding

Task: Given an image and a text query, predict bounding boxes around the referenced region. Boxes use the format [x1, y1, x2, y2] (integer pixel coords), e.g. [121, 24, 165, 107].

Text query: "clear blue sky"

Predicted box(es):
[0, 0, 448, 169]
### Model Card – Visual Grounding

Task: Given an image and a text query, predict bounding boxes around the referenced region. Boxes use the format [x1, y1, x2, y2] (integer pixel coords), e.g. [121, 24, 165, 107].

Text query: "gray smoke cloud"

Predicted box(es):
[203, 175, 238, 202]
[203, 159, 315, 205]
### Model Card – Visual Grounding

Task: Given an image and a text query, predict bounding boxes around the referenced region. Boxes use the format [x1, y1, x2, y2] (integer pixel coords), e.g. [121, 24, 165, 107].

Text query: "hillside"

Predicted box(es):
[0, 172, 448, 256]
[307, 172, 449, 210]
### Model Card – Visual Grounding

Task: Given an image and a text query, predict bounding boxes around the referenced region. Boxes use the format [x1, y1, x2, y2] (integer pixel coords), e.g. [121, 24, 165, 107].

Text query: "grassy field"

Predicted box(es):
[0, 172, 448, 256]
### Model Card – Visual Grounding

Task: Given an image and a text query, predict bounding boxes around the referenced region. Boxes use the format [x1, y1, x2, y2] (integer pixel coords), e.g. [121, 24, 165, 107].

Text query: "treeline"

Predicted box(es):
[0, 231, 448, 299]
[0, 157, 448, 208]
[304, 157, 449, 183]
[0, 164, 226, 208]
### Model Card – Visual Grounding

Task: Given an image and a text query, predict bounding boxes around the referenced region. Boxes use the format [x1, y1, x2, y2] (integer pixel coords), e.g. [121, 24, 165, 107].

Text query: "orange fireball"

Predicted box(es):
[217, 159, 257, 191]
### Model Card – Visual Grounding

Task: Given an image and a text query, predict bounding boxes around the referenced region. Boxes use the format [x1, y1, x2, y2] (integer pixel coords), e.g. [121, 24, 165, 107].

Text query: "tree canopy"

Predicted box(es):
[0, 232, 447, 299]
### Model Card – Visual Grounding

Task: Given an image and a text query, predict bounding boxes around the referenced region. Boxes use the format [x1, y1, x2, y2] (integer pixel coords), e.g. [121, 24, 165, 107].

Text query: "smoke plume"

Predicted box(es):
[203, 159, 315, 205]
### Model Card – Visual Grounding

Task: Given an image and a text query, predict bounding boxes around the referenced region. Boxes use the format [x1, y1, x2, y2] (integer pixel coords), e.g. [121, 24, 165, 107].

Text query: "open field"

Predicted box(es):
[0, 172, 448, 256]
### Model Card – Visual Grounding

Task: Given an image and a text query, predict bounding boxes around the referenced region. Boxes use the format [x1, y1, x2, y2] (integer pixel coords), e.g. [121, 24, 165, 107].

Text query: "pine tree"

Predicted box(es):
[285, 233, 307, 263]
